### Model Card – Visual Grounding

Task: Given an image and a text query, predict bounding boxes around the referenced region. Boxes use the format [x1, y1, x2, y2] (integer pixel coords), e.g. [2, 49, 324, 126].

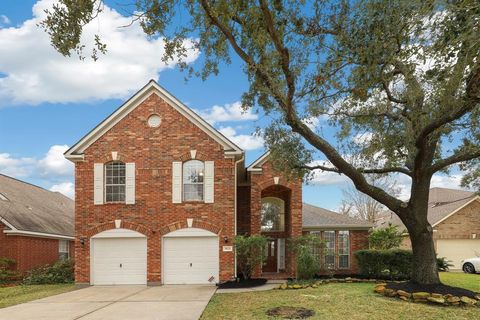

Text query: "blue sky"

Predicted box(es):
[0, 0, 466, 210]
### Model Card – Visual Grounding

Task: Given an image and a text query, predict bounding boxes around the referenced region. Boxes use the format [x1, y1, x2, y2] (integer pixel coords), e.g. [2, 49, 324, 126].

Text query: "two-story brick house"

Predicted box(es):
[65, 80, 370, 286]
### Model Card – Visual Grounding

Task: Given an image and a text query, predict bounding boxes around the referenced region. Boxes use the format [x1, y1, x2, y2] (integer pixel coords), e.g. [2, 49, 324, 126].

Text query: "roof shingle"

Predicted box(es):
[302, 203, 372, 229]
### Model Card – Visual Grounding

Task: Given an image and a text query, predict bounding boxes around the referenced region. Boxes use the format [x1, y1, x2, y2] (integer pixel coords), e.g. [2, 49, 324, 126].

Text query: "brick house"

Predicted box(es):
[65, 80, 371, 286]
[0, 174, 74, 273]
[377, 187, 480, 270]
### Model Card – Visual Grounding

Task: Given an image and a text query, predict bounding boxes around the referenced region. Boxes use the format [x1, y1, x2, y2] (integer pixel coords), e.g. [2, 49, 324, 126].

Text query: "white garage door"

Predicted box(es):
[163, 228, 219, 284]
[437, 239, 480, 270]
[91, 229, 147, 285]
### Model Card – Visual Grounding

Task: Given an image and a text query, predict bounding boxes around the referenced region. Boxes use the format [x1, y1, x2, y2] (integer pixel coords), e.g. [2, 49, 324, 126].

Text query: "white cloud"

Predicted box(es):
[219, 126, 264, 151]
[50, 182, 74, 199]
[0, 145, 74, 198]
[307, 160, 349, 186]
[0, 15, 10, 25]
[0, 0, 199, 105]
[302, 116, 321, 131]
[196, 101, 258, 125]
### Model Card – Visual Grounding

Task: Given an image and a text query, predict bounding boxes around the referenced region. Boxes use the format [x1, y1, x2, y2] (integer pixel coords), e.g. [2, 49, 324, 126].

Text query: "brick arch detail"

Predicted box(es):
[252, 180, 294, 193]
[86, 221, 152, 238]
[178, 151, 209, 162]
[158, 219, 222, 236]
[96, 151, 130, 163]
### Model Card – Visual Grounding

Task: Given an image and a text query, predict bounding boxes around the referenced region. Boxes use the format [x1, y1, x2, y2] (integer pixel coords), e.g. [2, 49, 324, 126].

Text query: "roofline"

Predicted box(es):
[431, 195, 480, 227]
[303, 225, 372, 230]
[3, 229, 74, 240]
[247, 151, 270, 172]
[1, 216, 73, 240]
[65, 80, 243, 161]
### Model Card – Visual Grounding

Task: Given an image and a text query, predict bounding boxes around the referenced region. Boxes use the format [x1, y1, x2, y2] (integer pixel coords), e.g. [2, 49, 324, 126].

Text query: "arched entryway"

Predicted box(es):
[162, 227, 219, 284]
[90, 228, 147, 285]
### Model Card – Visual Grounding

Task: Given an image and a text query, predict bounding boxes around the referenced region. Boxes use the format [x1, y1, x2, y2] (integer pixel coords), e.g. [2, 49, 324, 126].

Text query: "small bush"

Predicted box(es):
[0, 258, 21, 284]
[437, 257, 453, 271]
[354, 249, 412, 280]
[23, 259, 74, 285]
[235, 235, 268, 280]
[288, 235, 325, 280]
[368, 225, 403, 250]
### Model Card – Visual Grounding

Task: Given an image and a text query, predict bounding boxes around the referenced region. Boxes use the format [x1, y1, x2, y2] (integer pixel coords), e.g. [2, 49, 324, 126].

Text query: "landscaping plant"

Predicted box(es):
[288, 235, 325, 280]
[0, 258, 20, 284]
[234, 235, 268, 280]
[368, 225, 403, 250]
[23, 259, 74, 285]
[42, 0, 480, 286]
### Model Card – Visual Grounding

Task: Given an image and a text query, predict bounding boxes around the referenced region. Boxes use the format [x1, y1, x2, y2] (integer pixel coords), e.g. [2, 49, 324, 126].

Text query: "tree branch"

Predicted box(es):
[430, 148, 480, 174]
[299, 164, 411, 176]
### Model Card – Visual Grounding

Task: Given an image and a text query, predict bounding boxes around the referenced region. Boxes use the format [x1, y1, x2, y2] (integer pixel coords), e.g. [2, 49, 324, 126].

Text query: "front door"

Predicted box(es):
[263, 239, 277, 272]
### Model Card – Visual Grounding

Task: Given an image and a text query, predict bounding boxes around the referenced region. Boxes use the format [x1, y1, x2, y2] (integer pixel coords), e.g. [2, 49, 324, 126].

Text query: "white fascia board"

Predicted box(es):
[0, 216, 16, 230]
[65, 80, 243, 161]
[432, 196, 480, 228]
[3, 229, 74, 240]
[246, 151, 270, 172]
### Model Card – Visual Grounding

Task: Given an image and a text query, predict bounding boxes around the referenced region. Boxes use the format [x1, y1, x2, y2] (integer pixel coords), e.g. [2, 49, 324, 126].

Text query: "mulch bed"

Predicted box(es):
[386, 282, 478, 299]
[217, 278, 267, 289]
[266, 306, 315, 319]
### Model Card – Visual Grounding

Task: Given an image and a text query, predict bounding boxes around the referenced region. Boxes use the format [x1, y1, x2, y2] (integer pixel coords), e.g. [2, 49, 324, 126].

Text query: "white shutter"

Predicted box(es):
[204, 161, 214, 203]
[172, 162, 182, 203]
[125, 163, 135, 204]
[94, 163, 104, 205]
[278, 238, 286, 270]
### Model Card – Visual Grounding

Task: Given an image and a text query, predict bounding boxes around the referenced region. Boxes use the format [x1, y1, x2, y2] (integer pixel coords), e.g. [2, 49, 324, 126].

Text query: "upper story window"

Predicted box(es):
[183, 160, 204, 201]
[105, 161, 126, 203]
[261, 197, 285, 232]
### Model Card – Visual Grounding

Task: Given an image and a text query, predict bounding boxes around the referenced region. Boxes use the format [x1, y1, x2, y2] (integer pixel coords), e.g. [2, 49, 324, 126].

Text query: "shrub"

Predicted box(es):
[23, 259, 74, 285]
[234, 235, 268, 280]
[354, 249, 412, 280]
[437, 257, 453, 271]
[288, 235, 325, 280]
[368, 225, 403, 250]
[0, 258, 21, 284]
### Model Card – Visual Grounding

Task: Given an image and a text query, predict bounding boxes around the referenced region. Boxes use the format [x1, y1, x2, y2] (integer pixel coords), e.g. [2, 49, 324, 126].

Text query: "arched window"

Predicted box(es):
[183, 160, 204, 201]
[261, 197, 285, 232]
[105, 161, 126, 202]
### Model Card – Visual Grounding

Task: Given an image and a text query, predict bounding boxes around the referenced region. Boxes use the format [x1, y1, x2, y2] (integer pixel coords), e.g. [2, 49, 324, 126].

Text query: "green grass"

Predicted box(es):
[202, 273, 480, 320]
[0, 284, 75, 309]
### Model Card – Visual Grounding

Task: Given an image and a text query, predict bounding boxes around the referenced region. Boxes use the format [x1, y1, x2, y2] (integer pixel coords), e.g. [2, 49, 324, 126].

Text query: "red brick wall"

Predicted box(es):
[249, 160, 303, 277]
[0, 223, 73, 273]
[74, 93, 236, 284]
[237, 186, 251, 235]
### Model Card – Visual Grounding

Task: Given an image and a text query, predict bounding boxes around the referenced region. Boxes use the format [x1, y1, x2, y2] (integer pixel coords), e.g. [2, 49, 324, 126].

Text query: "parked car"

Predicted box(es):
[462, 257, 480, 274]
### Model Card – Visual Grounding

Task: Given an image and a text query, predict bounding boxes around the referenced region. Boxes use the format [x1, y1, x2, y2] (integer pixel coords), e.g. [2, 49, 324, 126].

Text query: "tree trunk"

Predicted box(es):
[406, 222, 440, 284]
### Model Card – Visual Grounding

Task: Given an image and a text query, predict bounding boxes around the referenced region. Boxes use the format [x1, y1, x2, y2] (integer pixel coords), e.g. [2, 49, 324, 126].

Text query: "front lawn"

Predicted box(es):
[202, 273, 480, 320]
[0, 284, 75, 309]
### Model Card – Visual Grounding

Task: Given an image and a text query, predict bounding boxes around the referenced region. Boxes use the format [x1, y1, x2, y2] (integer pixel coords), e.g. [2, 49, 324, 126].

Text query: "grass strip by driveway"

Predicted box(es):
[0, 284, 75, 309]
[201, 273, 480, 320]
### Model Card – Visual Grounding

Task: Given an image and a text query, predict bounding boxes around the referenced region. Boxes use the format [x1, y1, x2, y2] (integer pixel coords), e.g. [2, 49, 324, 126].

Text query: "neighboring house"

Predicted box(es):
[0, 174, 74, 273]
[377, 187, 480, 270]
[65, 80, 371, 286]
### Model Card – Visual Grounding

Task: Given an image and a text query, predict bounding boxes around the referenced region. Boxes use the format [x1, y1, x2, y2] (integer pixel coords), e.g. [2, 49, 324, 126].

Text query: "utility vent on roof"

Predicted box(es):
[0, 192, 8, 201]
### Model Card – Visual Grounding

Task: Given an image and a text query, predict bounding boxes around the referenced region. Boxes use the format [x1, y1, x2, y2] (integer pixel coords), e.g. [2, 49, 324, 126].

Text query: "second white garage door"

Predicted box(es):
[163, 228, 219, 284]
[437, 239, 480, 270]
[91, 229, 147, 285]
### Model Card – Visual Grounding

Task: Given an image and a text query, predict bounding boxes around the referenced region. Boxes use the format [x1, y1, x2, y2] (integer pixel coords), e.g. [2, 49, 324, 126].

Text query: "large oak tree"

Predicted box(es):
[42, 0, 480, 285]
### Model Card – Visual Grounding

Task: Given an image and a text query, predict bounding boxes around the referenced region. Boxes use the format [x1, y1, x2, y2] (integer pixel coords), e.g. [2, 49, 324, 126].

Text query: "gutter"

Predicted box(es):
[3, 229, 74, 240]
[233, 153, 245, 280]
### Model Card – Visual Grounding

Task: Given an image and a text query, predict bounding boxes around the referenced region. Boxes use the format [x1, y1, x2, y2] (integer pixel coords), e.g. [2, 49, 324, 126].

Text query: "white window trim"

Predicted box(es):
[104, 161, 126, 203]
[324, 230, 336, 269]
[59, 240, 70, 259]
[182, 160, 205, 202]
[338, 230, 350, 269]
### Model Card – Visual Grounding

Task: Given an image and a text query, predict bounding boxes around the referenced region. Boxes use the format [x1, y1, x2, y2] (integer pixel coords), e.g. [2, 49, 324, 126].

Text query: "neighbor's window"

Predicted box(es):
[261, 197, 285, 232]
[105, 162, 126, 202]
[183, 160, 204, 201]
[338, 231, 350, 269]
[324, 231, 336, 269]
[59, 240, 69, 260]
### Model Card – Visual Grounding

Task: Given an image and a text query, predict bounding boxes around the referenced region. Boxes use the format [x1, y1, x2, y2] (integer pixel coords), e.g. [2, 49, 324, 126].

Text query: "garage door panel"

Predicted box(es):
[92, 237, 147, 285]
[437, 239, 480, 270]
[163, 236, 219, 285]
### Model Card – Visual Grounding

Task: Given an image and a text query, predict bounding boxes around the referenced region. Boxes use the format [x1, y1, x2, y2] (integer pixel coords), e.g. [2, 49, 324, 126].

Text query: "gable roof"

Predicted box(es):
[65, 80, 243, 161]
[0, 174, 74, 239]
[247, 151, 270, 172]
[376, 187, 479, 230]
[302, 203, 372, 229]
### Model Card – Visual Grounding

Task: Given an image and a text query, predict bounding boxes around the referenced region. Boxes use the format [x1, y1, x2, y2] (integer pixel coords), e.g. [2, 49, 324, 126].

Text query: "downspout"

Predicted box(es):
[234, 153, 245, 280]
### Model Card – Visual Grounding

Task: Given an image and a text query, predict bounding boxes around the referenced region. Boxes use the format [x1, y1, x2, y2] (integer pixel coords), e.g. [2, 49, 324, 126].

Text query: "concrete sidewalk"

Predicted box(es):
[0, 285, 216, 320]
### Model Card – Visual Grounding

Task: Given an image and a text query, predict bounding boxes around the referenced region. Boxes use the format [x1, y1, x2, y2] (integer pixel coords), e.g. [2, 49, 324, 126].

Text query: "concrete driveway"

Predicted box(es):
[0, 285, 216, 320]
